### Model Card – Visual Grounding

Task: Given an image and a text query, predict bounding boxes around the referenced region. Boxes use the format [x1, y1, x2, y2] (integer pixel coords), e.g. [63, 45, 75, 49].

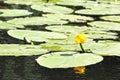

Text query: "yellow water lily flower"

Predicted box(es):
[73, 66, 85, 74]
[74, 34, 86, 44]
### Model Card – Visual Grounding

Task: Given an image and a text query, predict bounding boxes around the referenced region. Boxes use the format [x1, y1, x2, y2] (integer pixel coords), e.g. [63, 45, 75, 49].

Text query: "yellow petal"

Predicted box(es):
[74, 34, 86, 44]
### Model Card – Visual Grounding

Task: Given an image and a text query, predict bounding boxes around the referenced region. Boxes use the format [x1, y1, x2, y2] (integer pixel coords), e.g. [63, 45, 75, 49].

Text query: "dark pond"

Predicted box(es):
[0, 0, 120, 80]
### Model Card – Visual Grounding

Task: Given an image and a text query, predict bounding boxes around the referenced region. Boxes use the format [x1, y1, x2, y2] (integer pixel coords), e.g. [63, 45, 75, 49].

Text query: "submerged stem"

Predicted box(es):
[79, 43, 85, 53]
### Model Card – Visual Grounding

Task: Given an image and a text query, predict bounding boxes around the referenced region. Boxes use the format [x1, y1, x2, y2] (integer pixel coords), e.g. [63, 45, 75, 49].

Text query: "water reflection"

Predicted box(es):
[0, 56, 119, 80]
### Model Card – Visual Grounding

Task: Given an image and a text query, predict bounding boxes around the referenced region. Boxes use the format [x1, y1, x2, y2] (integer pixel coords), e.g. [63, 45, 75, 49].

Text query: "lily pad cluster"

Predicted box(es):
[0, 0, 120, 69]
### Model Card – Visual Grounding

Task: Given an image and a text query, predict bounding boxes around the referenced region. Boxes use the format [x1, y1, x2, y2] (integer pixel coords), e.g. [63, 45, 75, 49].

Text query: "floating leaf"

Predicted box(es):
[7, 17, 68, 26]
[0, 44, 48, 56]
[36, 52, 103, 68]
[93, 42, 120, 56]
[0, 21, 24, 30]
[75, 8, 120, 15]
[4, 0, 44, 5]
[8, 30, 67, 42]
[0, 9, 32, 17]
[31, 4, 73, 14]
[43, 14, 93, 22]
[100, 16, 120, 22]
[88, 21, 120, 31]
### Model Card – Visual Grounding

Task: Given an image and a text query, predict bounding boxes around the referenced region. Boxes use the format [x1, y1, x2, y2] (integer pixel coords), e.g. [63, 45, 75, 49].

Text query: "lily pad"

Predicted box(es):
[8, 30, 67, 42]
[0, 9, 32, 17]
[88, 21, 120, 31]
[75, 8, 120, 15]
[4, 0, 44, 5]
[93, 42, 120, 56]
[31, 4, 73, 14]
[100, 16, 120, 22]
[36, 52, 103, 68]
[0, 21, 24, 30]
[0, 44, 48, 56]
[7, 17, 68, 26]
[43, 14, 94, 22]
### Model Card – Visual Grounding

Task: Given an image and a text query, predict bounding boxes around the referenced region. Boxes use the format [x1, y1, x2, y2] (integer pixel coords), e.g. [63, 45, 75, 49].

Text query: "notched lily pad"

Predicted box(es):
[88, 21, 120, 31]
[36, 52, 103, 68]
[75, 8, 120, 15]
[43, 14, 94, 22]
[31, 4, 73, 14]
[8, 30, 67, 42]
[0, 9, 32, 17]
[7, 17, 68, 26]
[100, 16, 120, 22]
[0, 44, 48, 56]
[0, 21, 24, 30]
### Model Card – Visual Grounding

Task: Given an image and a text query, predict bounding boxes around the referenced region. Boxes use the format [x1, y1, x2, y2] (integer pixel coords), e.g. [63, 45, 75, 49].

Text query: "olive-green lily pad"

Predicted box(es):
[0, 21, 24, 30]
[75, 8, 120, 15]
[0, 44, 48, 56]
[7, 17, 68, 26]
[31, 4, 73, 14]
[100, 16, 120, 22]
[8, 30, 67, 42]
[0, 9, 32, 17]
[43, 14, 94, 22]
[36, 52, 103, 68]
[88, 21, 120, 31]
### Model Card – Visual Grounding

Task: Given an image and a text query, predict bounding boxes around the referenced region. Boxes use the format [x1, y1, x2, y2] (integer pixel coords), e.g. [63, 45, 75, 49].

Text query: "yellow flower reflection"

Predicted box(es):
[74, 34, 86, 44]
[73, 66, 85, 74]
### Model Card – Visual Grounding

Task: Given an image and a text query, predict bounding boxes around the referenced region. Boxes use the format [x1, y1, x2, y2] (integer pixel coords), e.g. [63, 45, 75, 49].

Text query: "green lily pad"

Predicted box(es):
[100, 16, 120, 22]
[8, 30, 67, 42]
[0, 21, 24, 30]
[4, 0, 44, 5]
[7, 17, 68, 26]
[93, 42, 120, 56]
[88, 21, 120, 31]
[75, 8, 120, 15]
[31, 4, 73, 14]
[36, 52, 103, 68]
[0, 9, 32, 17]
[45, 25, 117, 40]
[43, 14, 94, 22]
[0, 44, 48, 56]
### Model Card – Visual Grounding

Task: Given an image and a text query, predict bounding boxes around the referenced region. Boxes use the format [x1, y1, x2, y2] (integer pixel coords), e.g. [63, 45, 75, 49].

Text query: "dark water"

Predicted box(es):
[0, 56, 120, 80]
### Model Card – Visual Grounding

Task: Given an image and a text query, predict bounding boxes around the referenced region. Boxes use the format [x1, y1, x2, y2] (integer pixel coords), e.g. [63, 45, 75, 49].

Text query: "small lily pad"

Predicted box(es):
[0, 9, 32, 17]
[7, 17, 68, 26]
[36, 52, 103, 68]
[31, 4, 73, 14]
[0, 21, 24, 30]
[0, 44, 48, 56]
[43, 14, 94, 22]
[88, 21, 120, 31]
[75, 8, 120, 15]
[100, 16, 120, 22]
[8, 30, 67, 42]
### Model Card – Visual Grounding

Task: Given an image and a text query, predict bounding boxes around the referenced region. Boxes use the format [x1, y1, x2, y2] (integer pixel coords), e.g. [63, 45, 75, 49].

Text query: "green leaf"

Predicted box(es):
[88, 21, 120, 31]
[75, 8, 120, 15]
[43, 14, 93, 22]
[31, 4, 73, 14]
[8, 30, 68, 42]
[0, 9, 32, 17]
[7, 17, 68, 26]
[0, 44, 48, 56]
[0, 21, 24, 30]
[36, 52, 103, 68]
[100, 16, 120, 22]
